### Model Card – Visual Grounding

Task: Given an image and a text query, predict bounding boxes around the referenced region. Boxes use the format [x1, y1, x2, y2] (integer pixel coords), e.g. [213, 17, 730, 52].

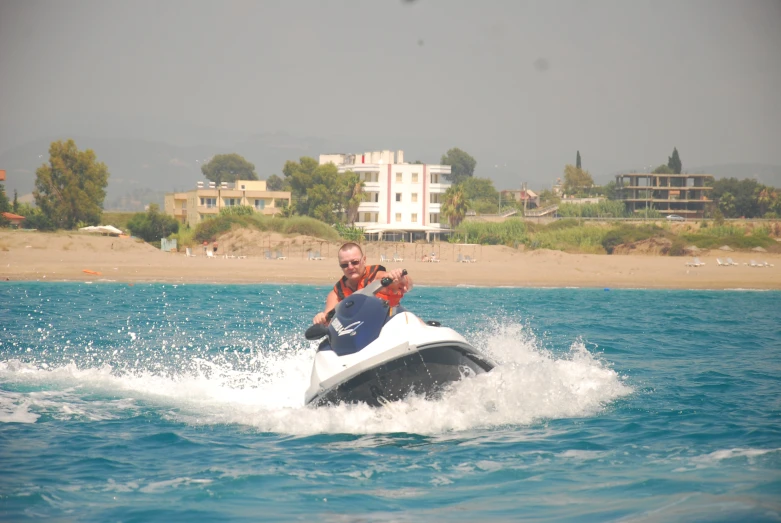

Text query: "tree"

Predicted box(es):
[201, 154, 257, 184]
[537, 189, 560, 207]
[667, 147, 682, 174]
[576, 150, 582, 169]
[718, 191, 736, 218]
[266, 174, 286, 191]
[440, 148, 476, 184]
[0, 184, 10, 213]
[756, 186, 779, 217]
[562, 164, 594, 196]
[440, 185, 469, 228]
[653, 164, 673, 174]
[712, 177, 761, 218]
[601, 180, 618, 200]
[282, 157, 360, 222]
[126, 204, 179, 242]
[33, 139, 109, 230]
[283, 156, 320, 200]
[341, 171, 365, 224]
[12, 189, 18, 213]
[0, 184, 9, 227]
[460, 177, 499, 202]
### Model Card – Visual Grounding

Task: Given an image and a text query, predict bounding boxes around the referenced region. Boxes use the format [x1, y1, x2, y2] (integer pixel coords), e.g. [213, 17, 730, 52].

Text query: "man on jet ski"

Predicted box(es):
[312, 242, 413, 325]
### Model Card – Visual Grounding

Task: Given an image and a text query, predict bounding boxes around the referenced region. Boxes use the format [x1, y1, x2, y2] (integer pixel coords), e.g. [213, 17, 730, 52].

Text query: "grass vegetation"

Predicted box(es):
[103, 206, 779, 256]
[453, 219, 780, 255]
[175, 214, 342, 247]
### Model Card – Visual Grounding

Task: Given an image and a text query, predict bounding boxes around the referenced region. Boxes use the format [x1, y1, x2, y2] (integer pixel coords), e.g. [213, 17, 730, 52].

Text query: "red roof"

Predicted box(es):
[2, 212, 25, 220]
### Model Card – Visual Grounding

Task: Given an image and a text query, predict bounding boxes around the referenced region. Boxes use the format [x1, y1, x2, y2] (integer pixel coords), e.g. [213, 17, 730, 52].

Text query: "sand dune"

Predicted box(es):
[1, 230, 780, 289]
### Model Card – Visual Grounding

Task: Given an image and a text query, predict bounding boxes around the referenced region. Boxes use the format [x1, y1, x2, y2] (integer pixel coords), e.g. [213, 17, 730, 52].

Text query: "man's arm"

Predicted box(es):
[313, 289, 339, 325]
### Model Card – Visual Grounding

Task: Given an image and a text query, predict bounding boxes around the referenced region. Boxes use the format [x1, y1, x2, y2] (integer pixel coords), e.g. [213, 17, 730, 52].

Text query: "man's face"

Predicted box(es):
[338, 247, 365, 284]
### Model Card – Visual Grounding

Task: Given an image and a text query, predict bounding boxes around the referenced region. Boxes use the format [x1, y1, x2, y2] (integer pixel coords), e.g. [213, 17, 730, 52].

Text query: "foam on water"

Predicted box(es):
[0, 319, 631, 435]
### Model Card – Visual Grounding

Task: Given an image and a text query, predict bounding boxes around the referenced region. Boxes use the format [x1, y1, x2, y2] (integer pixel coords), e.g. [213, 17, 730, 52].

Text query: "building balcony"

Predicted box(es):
[363, 182, 381, 191]
[618, 185, 713, 191]
[197, 205, 219, 214]
[173, 208, 187, 216]
[358, 202, 381, 212]
[428, 183, 449, 193]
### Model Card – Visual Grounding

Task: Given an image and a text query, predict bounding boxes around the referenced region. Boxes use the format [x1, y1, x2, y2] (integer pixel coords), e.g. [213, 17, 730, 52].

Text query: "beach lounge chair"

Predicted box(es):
[749, 260, 762, 268]
[224, 252, 236, 259]
[313, 251, 324, 260]
[763, 261, 774, 267]
[430, 254, 440, 263]
[185, 247, 196, 257]
[693, 257, 704, 266]
[206, 250, 215, 259]
[457, 254, 468, 263]
[726, 257, 738, 266]
[393, 253, 404, 262]
[380, 254, 391, 263]
[464, 255, 477, 263]
[275, 250, 286, 260]
[265, 250, 274, 260]
[716, 258, 726, 266]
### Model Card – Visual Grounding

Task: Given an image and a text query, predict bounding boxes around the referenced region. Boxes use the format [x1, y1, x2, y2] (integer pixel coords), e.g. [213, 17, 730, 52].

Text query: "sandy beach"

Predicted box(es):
[1, 230, 780, 289]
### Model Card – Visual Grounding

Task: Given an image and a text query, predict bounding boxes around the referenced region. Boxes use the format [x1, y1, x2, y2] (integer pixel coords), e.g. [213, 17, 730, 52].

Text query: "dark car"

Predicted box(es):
[666, 214, 685, 222]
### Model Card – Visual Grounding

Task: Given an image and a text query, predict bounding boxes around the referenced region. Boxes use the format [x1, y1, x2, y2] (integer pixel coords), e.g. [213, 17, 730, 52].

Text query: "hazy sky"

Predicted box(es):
[2, 0, 780, 186]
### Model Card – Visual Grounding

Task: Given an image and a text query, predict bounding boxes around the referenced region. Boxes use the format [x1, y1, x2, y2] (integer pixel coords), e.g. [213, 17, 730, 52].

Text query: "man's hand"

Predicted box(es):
[313, 311, 328, 325]
[386, 268, 412, 293]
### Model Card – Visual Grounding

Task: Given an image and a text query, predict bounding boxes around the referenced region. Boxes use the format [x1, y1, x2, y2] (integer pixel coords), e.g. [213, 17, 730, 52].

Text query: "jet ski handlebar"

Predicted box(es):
[355, 269, 408, 297]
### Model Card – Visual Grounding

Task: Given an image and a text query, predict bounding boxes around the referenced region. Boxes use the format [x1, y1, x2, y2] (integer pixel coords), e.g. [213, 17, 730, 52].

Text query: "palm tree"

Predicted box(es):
[757, 187, 777, 216]
[441, 185, 469, 229]
[342, 171, 365, 224]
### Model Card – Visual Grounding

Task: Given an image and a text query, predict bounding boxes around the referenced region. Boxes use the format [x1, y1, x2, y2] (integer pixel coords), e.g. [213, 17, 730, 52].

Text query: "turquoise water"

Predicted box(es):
[1, 282, 780, 522]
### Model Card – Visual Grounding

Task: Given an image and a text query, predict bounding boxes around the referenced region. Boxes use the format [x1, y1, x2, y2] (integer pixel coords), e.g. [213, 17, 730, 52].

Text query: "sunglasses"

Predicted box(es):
[339, 259, 362, 269]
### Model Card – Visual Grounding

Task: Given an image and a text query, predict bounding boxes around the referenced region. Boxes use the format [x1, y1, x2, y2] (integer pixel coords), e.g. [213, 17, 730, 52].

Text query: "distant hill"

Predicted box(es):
[4, 135, 780, 212]
[0, 133, 343, 211]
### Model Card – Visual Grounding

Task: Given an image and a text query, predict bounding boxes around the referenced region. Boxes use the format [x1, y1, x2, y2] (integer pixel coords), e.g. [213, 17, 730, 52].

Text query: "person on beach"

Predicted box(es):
[312, 242, 412, 325]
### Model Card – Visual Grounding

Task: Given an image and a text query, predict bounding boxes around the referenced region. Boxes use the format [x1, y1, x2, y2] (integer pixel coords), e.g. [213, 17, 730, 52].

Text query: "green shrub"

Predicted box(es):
[191, 214, 340, 244]
[534, 225, 607, 253]
[669, 239, 686, 256]
[557, 200, 629, 218]
[453, 218, 529, 246]
[219, 205, 254, 216]
[600, 224, 664, 254]
[127, 205, 180, 242]
[333, 223, 364, 242]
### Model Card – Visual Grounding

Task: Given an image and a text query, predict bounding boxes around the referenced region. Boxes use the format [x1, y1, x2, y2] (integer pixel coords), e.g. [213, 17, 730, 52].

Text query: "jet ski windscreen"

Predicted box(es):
[325, 294, 390, 356]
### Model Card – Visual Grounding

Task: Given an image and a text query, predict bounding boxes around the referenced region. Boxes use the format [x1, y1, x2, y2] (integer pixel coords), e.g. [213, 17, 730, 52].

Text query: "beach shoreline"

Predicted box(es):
[2, 230, 780, 290]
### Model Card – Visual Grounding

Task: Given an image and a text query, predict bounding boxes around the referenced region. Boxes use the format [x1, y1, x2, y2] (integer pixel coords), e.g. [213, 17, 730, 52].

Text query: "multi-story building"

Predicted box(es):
[319, 150, 452, 241]
[614, 172, 714, 219]
[164, 180, 291, 227]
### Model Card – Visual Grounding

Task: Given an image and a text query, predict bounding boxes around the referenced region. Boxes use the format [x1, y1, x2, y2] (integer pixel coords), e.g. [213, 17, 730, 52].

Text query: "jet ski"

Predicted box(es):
[304, 271, 495, 407]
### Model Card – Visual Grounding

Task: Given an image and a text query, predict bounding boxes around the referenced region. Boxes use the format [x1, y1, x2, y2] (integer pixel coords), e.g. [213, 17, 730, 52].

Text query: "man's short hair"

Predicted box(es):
[339, 242, 363, 256]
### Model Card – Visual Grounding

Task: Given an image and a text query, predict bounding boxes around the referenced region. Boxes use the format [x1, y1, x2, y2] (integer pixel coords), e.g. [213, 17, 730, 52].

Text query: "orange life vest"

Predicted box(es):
[333, 264, 404, 306]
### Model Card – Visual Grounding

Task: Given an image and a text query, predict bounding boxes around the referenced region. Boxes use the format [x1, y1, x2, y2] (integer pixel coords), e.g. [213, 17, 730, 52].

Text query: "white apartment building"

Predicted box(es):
[319, 150, 452, 240]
